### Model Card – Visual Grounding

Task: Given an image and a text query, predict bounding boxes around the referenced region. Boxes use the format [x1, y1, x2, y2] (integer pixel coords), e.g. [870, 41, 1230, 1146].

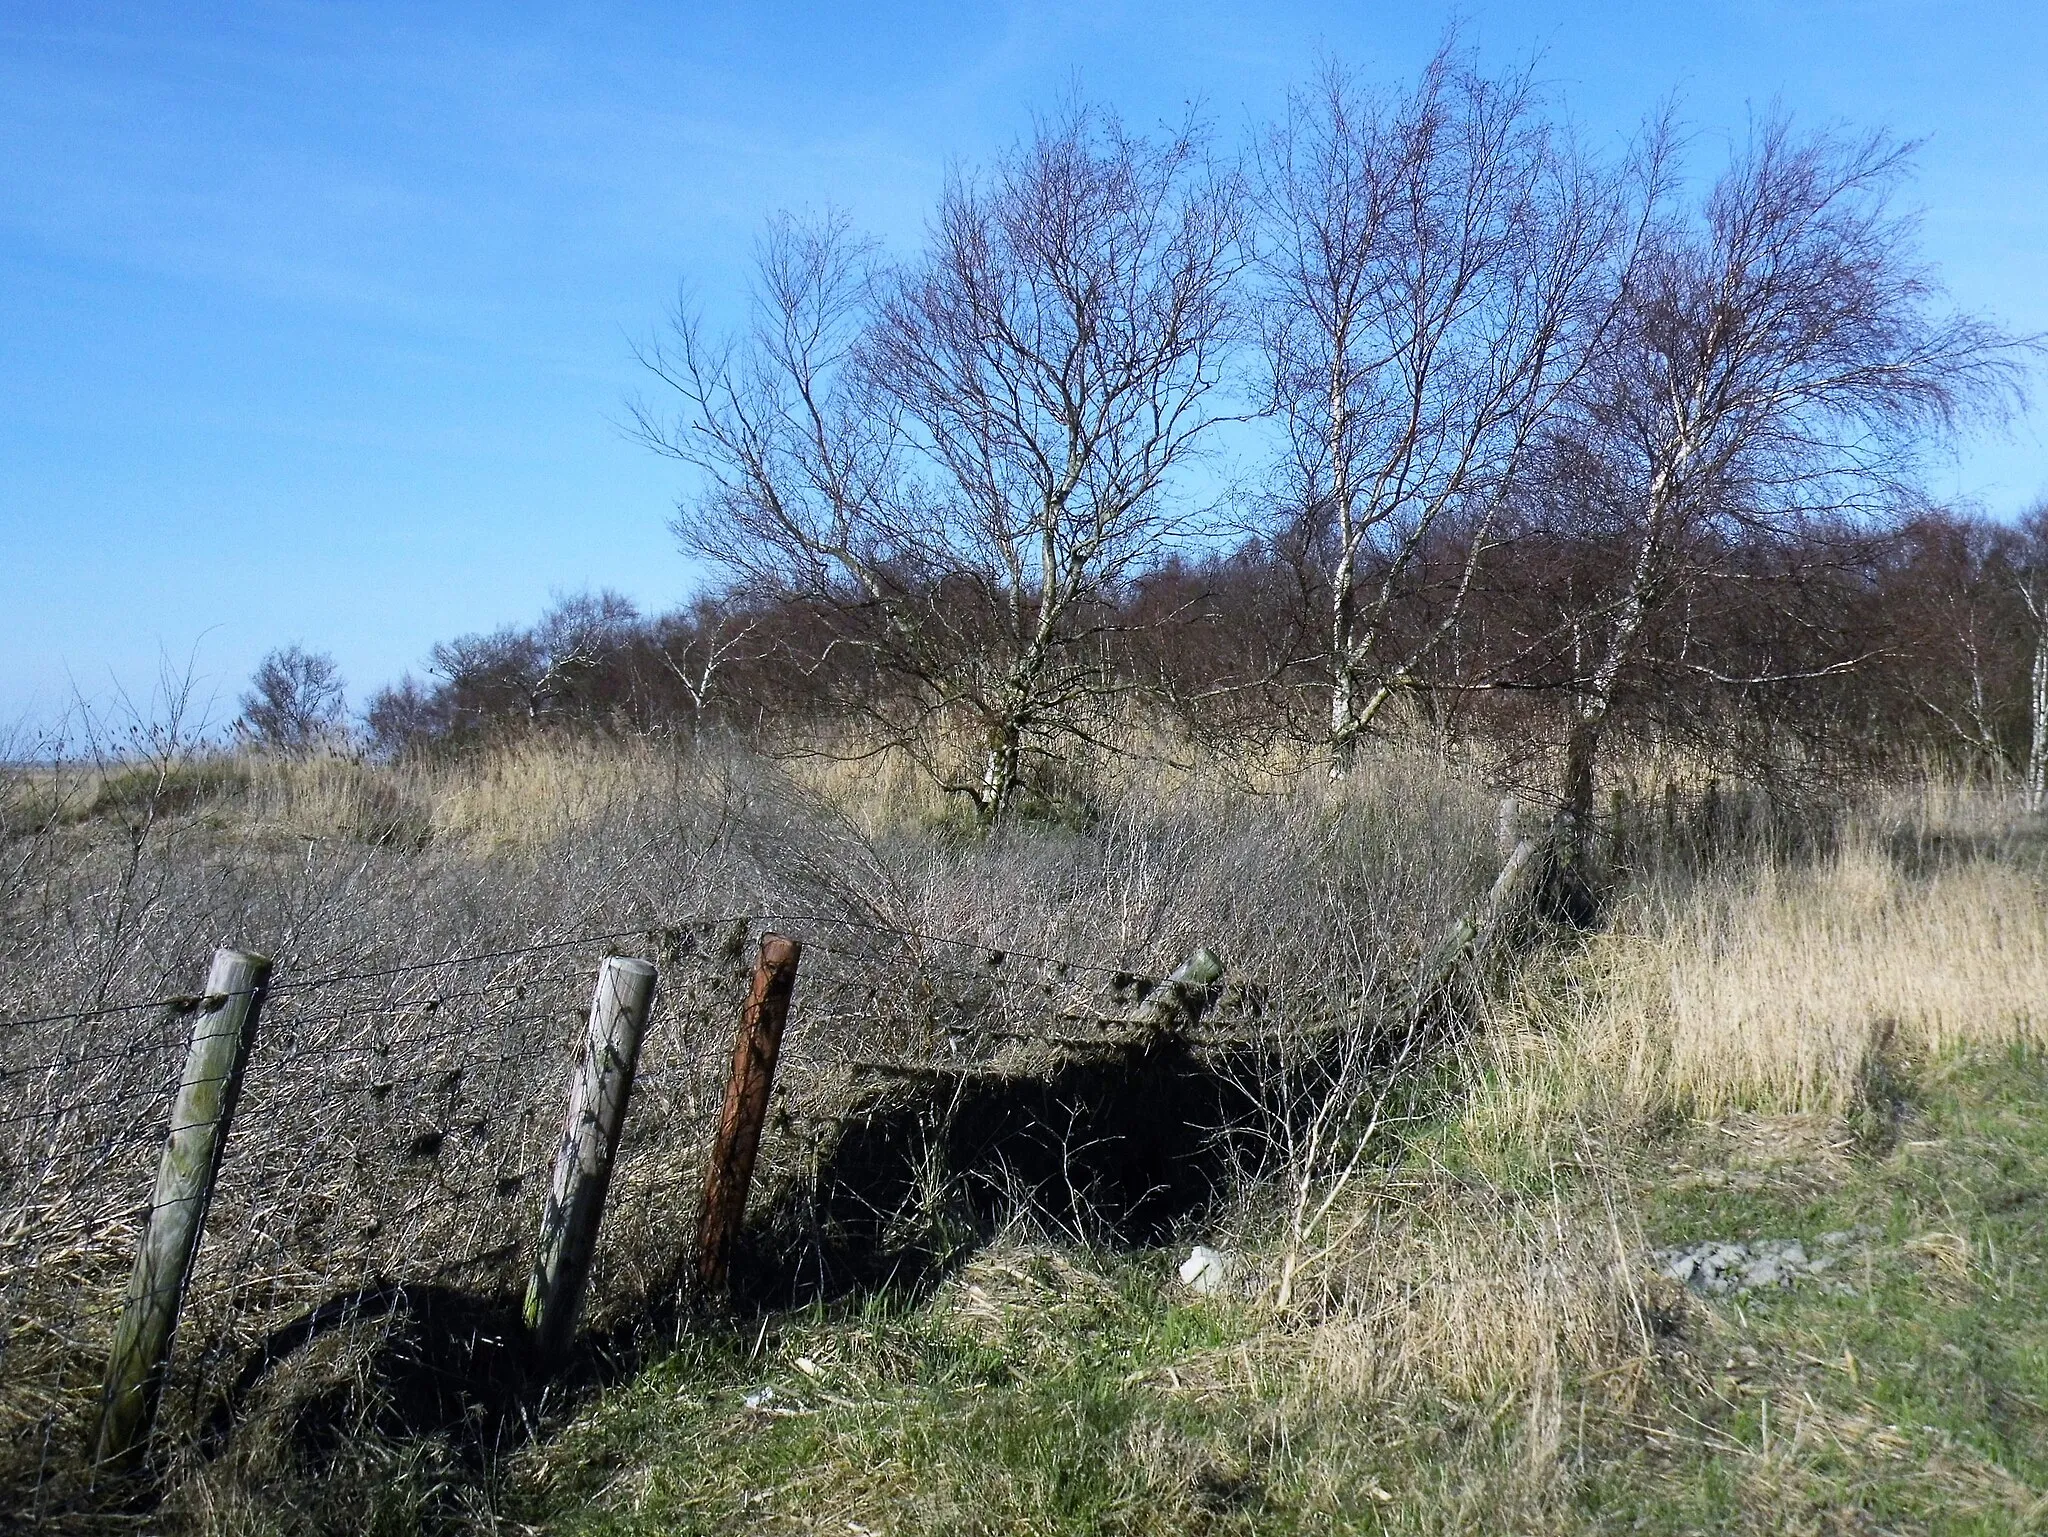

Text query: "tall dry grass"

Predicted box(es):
[1471, 829, 2048, 1136]
[1252, 788, 2048, 1513]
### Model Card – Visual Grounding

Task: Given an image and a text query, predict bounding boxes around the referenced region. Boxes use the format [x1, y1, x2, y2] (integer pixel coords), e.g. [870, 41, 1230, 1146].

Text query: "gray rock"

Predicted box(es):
[1653, 1235, 1851, 1295]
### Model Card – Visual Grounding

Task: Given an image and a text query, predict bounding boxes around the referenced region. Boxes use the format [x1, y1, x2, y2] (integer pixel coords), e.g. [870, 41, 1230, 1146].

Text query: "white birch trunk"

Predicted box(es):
[2028, 631, 2048, 814]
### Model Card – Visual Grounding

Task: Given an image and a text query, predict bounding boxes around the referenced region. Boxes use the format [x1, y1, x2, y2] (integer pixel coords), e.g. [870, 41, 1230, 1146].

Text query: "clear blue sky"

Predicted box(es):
[3, 1, 2043, 730]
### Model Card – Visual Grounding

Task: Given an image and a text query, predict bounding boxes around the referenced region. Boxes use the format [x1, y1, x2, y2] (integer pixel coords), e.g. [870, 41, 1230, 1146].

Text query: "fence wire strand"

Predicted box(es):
[1, 908, 1207, 1521]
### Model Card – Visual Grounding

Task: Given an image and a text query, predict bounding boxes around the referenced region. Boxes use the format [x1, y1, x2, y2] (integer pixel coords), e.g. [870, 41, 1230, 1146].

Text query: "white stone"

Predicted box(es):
[1179, 1244, 1231, 1295]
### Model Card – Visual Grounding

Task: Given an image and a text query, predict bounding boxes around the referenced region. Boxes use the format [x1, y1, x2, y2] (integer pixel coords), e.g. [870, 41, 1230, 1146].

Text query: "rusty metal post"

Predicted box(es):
[694, 933, 802, 1300]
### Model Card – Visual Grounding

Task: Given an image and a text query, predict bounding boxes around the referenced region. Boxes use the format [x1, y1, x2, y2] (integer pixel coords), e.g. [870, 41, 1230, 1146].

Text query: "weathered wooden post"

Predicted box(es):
[95, 947, 270, 1474]
[524, 955, 659, 1366]
[1416, 836, 1542, 1009]
[1136, 948, 1226, 1032]
[694, 933, 802, 1301]
[1474, 837, 1541, 956]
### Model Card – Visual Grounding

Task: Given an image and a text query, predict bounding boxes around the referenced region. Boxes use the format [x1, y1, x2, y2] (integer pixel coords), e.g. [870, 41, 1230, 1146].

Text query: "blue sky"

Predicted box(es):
[3, 1, 2044, 730]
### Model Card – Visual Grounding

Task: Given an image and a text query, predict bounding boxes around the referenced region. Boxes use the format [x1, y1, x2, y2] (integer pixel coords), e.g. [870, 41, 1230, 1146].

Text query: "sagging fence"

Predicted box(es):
[0, 907, 1269, 1521]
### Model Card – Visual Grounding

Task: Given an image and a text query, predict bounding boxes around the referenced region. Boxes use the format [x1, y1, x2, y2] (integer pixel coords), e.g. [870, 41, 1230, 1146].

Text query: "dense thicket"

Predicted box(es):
[349, 507, 2041, 783]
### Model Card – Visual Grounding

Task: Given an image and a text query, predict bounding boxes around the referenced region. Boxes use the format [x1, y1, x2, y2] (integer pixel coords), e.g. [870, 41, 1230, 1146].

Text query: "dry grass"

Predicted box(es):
[1465, 830, 2048, 1139]
[1298, 1174, 1656, 1411]
[1280, 798, 2048, 1451]
[414, 736, 690, 848]
[215, 738, 699, 851]
[1203, 789, 2048, 1530]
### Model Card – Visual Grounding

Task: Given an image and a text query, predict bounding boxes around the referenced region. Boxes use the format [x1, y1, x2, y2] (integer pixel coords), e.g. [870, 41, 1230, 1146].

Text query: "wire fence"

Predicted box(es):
[0, 910, 1214, 1522]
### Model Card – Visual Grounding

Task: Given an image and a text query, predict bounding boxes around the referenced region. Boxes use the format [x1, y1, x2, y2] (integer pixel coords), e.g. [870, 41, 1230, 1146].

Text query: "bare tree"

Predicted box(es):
[1878, 510, 2029, 773]
[1253, 49, 1635, 772]
[528, 591, 639, 721]
[1524, 116, 2027, 868]
[361, 675, 443, 758]
[634, 102, 1247, 824]
[237, 645, 346, 754]
[427, 591, 639, 729]
[651, 596, 759, 729]
[2011, 504, 2048, 811]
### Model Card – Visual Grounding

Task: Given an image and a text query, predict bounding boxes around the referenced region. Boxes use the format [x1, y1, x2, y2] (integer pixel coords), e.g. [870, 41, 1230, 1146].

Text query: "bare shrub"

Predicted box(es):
[236, 648, 347, 756]
[0, 728, 1501, 1520]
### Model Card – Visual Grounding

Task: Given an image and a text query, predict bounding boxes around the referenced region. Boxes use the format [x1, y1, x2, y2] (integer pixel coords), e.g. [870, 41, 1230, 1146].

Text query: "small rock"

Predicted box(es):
[1653, 1233, 1869, 1296]
[1178, 1244, 1232, 1295]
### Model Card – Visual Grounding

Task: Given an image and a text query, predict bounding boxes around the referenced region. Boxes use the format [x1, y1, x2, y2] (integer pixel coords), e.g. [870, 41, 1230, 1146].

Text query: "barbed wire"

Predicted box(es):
[746, 911, 1189, 983]
[0, 920, 676, 1035]
[0, 920, 1193, 1266]
[0, 908, 1191, 1037]
[0, 987, 264, 1034]
[268, 925, 679, 994]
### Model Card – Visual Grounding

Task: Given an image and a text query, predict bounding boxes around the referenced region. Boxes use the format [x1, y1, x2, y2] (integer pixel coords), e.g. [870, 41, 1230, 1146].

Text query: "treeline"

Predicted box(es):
[246, 45, 2039, 853]
[316, 503, 2047, 789]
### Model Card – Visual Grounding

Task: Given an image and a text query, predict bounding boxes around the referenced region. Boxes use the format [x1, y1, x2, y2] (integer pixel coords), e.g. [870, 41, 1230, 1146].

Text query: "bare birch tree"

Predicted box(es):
[634, 104, 1246, 823]
[1884, 511, 2027, 773]
[1530, 116, 2026, 868]
[650, 597, 760, 730]
[1253, 50, 1633, 772]
[2012, 504, 2048, 811]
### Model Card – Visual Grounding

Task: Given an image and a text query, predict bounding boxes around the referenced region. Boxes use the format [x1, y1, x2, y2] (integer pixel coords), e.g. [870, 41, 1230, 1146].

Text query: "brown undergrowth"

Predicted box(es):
[1, 733, 1498, 1530]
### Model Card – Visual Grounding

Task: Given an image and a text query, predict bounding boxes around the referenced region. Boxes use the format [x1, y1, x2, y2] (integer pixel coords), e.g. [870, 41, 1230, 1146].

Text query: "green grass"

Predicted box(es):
[497, 1048, 2048, 1536]
[1582, 1044, 2048, 1533]
[507, 1257, 1263, 1535]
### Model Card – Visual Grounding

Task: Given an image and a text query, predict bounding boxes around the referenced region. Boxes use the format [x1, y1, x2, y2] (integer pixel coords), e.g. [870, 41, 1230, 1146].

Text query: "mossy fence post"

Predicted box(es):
[1137, 948, 1225, 1031]
[695, 933, 802, 1301]
[94, 947, 270, 1476]
[524, 955, 659, 1367]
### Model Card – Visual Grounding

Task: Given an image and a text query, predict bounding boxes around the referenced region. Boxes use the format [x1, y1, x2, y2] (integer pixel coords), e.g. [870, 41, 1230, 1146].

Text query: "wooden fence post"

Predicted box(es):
[1136, 948, 1226, 1032]
[524, 955, 659, 1366]
[1416, 836, 1542, 1009]
[695, 933, 802, 1301]
[1496, 794, 1523, 861]
[95, 947, 269, 1474]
